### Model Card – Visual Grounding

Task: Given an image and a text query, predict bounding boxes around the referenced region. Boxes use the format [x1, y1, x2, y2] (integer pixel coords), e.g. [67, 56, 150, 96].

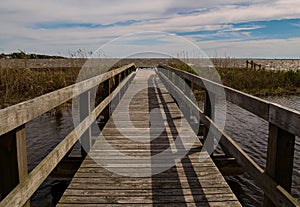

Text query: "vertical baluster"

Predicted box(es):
[203, 90, 215, 157]
[0, 125, 29, 206]
[263, 124, 295, 207]
[80, 90, 92, 157]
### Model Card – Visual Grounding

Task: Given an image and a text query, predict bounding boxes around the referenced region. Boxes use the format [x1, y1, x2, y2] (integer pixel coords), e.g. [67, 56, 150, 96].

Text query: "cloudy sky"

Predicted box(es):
[1, 0, 300, 58]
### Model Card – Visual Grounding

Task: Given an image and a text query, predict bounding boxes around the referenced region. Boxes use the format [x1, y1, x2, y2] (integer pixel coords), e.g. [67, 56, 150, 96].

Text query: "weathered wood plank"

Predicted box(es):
[59, 194, 238, 204]
[62, 187, 234, 196]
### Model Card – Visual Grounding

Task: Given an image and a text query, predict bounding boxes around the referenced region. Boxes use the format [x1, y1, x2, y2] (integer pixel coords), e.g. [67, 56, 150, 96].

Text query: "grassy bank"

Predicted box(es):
[1, 59, 300, 109]
[0, 67, 80, 108]
[168, 62, 300, 97]
[217, 67, 300, 96]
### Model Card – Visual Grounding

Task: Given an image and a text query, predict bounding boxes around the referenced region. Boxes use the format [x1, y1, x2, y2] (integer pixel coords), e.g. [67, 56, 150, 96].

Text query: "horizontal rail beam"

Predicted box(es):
[0, 72, 136, 207]
[0, 63, 136, 137]
[159, 65, 300, 137]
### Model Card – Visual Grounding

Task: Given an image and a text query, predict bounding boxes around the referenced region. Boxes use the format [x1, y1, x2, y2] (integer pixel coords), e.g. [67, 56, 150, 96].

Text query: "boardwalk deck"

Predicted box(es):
[57, 69, 241, 206]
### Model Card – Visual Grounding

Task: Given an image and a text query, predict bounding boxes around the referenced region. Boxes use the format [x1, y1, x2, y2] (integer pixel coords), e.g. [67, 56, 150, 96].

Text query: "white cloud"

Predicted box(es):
[0, 0, 300, 57]
[201, 37, 300, 58]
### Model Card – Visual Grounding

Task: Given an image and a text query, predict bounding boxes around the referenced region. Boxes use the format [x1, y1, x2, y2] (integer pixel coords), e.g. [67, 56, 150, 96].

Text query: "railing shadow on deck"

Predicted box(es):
[158, 64, 300, 207]
[0, 63, 137, 207]
[148, 75, 209, 206]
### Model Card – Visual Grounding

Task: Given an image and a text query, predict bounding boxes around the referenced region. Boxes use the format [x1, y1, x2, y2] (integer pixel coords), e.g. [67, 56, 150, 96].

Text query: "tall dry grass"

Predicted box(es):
[0, 67, 80, 108]
[168, 60, 300, 96]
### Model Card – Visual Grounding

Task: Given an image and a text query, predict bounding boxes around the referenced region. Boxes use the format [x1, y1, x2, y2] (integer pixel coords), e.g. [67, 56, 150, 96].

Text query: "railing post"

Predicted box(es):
[263, 124, 295, 207]
[183, 78, 192, 122]
[80, 90, 92, 157]
[99, 79, 111, 127]
[115, 74, 121, 103]
[112, 74, 121, 112]
[16, 125, 30, 207]
[0, 125, 29, 206]
[121, 71, 125, 81]
[203, 90, 215, 156]
[114, 73, 120, 88]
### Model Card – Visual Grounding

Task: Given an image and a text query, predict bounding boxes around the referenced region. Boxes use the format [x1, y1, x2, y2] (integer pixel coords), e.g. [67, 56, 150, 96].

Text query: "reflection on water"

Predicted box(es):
[26, 110, 74, 206]
[25, 96, 300, 206]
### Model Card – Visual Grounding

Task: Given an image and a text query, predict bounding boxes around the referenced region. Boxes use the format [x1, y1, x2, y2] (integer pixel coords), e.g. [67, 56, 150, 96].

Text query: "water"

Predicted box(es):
[25, 96, 300, 206]
[26, 110, 74, 206]
[223, 95, 300, 206]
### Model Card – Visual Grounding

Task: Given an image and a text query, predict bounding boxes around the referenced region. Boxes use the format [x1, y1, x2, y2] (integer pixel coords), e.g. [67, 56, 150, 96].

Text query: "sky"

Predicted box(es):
[1, 0, 300, 58]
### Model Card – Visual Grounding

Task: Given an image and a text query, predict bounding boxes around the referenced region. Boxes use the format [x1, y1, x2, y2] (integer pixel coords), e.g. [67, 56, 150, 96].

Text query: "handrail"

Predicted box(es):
[0, 63, 135, 137]
[159, 64, 300, 137]
[0, 64, 136, 207]
[158, 65, 300, 207]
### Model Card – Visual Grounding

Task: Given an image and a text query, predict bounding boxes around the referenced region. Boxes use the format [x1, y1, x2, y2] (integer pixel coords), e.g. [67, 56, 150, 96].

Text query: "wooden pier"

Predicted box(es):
[57, 69, 240, 206]
[0, 63, 299, 207]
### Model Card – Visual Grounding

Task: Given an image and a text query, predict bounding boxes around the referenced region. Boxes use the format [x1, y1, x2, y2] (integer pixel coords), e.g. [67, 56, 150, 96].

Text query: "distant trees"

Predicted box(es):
[0, 50, 64, 59]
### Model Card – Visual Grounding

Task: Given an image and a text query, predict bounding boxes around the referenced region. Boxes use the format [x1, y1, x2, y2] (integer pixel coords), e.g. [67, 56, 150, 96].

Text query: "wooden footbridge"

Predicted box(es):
[0, 63, 299, 206]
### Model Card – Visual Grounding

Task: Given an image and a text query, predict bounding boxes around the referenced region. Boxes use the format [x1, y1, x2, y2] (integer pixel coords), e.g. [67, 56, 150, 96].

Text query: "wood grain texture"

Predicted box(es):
[15, 125, 30, 207]
[58, 69, 240, 206]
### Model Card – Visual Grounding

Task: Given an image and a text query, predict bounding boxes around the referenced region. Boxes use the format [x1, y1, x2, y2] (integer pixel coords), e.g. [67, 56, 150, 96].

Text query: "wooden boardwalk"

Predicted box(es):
[57, 69, 241, 206]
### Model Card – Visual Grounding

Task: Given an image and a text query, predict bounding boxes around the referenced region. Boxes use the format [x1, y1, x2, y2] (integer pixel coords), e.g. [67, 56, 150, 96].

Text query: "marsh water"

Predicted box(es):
[26, 95, 300, 206]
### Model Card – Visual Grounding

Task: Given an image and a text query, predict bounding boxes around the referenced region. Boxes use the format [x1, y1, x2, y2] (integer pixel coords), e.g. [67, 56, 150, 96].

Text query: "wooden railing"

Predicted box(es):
[0, 63, 137, 207]
[158, 64, 300, 207]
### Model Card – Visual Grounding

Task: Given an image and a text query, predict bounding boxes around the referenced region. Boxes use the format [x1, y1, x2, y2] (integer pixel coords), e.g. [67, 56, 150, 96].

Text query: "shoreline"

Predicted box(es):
[1, 59, 300, 108]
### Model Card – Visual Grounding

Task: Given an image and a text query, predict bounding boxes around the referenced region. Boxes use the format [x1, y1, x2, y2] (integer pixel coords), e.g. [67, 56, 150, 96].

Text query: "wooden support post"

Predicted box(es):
[80, 90, 92, 157]
[121, 71, 125, 81]
[0, 125, 29, 206]
[133, 66, 136, 73]
[204, 90, 214, 121]
[183, 79, 192, 122]
[263, 124, 295, 207]
[203, 90, 215, 156]
[111, 74, 120, 113]
[118, 74, 121, 102]
[16, 125, 30, 207]
[100, 79, 110, 127]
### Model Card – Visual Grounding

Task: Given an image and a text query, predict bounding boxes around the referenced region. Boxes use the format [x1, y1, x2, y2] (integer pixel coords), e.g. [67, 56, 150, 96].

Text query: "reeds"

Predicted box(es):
[168, 60, 300, 96]
[217, 67, 300, 96]
[0, 67, 79, 108]
[1, 58, 299, 109]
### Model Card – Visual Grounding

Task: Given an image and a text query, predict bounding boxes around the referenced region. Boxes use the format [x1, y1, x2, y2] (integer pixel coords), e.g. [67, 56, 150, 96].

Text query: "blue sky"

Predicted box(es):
[177, 19, 300, 41]
[1, 0, 300, 58]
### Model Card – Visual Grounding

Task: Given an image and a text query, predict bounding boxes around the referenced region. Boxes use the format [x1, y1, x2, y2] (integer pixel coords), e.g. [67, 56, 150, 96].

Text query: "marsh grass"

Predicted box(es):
[168, 61, 300, 97]
[1, 58, 300, 109]
[0, 67, 80, 108]
[217, 67, 300, 96]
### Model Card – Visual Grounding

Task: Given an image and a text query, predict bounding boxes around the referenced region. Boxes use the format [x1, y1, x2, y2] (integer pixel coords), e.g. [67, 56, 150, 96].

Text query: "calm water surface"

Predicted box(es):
[26, 96, 300, 206]
[224, 95, 300, 206]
